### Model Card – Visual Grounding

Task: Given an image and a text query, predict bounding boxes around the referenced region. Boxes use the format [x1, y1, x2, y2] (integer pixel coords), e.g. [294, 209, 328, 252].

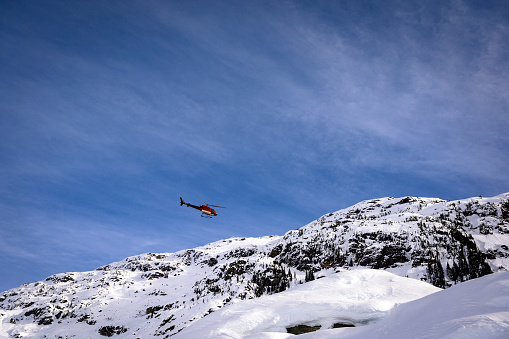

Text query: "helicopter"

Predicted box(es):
[180, 194, 226, 218]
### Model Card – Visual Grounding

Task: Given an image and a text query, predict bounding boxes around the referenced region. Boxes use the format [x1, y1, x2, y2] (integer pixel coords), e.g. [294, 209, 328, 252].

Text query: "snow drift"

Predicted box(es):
[174, 269, 441, 338]
[299, 270, 509, 339]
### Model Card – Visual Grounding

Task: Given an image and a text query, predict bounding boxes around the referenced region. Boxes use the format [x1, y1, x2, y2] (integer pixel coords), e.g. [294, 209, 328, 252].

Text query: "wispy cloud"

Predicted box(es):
[264, 1, 509, 181]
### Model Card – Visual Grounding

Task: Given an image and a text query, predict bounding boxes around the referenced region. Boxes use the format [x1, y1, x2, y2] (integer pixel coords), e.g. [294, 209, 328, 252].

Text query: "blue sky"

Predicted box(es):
[1, 0, 508, 292]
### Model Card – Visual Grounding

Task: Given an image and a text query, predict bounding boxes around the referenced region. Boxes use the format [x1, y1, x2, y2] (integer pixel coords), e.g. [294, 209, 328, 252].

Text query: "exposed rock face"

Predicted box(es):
[1, 193, 508, 338]
[274, 194, 507, 288]
[287, 324, 322, 334]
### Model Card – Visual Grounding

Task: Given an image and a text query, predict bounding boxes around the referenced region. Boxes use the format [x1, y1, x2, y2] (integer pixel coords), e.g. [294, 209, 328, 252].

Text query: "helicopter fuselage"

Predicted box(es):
[180, 197, 218, 217]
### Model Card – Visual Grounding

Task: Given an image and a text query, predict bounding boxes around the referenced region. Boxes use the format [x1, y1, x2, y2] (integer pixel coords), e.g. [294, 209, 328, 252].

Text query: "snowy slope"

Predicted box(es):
[297, 270, 509, 339]
[175, 270, 509, 339]
[1, 193, 508, 338]
[174, 269, 441, 338]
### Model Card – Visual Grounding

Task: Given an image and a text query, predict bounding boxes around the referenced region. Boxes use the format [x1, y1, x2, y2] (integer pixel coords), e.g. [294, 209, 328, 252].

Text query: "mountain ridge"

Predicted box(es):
[1, 192, 508, 338]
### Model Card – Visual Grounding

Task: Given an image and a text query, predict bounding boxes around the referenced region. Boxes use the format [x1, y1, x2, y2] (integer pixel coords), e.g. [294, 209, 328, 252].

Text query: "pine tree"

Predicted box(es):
[427, 258, 445, 288]
[446, 261, 459, 283]
[305, 270, 315, 282]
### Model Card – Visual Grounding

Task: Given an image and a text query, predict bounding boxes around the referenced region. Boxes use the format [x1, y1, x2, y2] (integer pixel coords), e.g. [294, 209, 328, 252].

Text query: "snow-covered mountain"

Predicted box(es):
[1, 193, 508, 338]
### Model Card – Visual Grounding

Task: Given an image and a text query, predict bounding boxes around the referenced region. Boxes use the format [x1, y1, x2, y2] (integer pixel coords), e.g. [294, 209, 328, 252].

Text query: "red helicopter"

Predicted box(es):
[180, 195, 226, 218]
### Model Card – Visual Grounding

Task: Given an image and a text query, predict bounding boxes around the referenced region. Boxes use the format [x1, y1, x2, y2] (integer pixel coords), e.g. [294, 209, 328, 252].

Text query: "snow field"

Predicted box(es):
[174, 269, 441, 338]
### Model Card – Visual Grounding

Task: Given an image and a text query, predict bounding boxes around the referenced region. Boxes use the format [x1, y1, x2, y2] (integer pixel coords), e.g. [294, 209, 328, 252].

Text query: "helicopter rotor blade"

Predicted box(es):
[195, 194, 206, 204]
[195, 194, 226, 208]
